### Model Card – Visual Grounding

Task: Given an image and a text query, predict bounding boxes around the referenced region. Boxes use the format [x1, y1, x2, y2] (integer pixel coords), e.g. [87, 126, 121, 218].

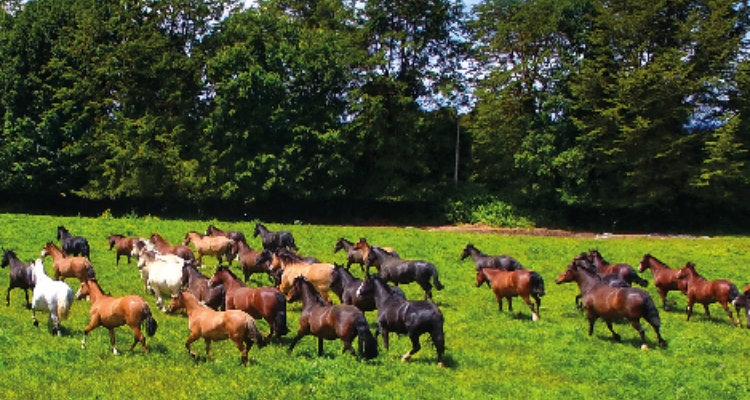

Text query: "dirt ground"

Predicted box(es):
[423, 223, 703, 239]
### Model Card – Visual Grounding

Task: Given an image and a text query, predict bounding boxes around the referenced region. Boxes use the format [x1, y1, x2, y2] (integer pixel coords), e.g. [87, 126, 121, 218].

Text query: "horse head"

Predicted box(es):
[253, 223, 265, 238]
[460, 243, 475, 260]
[475, 268, 489, 287]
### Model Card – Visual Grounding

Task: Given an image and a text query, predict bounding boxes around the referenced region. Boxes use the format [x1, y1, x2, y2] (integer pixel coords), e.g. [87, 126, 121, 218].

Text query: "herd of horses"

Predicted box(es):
[3, 222, 749, 367]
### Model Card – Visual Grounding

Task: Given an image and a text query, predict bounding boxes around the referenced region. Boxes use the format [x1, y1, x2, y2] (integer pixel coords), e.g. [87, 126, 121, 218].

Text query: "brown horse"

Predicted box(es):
[208, 266, 289, 342]
[181, 264, 225, 311]
[166, 291, 266, 365]
[41, 242, 96, 282]
[78, 279, 158, 354]
[183, 231, 235, 266]
[205, 224, 247, 245]
[287, 276, 378, 360]
[638, 254, 683, 310]
[588, 249, 648, 287]
[268, 250, 335, 303]
[233, 240, 271, 284]
[475, 267, 545, 321]
[108, 234, 139, 265]
[675, 262, 740, 326]
[556, 261, 666, 349]
[353, 238, 398, 273]
[149, 233, 196, 263]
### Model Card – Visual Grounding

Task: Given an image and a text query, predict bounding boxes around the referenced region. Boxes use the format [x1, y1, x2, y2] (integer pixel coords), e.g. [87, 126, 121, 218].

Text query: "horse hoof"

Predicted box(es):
[641, 344, 649, 351]
[401, 354, 411, 363]
[438, 362, 445, 368]
[532, 314, 539, 322]
[32, 320, 39, 327]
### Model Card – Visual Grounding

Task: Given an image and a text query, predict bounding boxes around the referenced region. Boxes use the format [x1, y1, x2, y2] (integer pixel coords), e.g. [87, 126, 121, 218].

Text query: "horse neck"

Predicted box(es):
[468, 247, 485, 261]
[217, 271, 244, 290]
[338, 268, 356, 285]
[299, 282, 326, 309]
[371, 278, 397, 307]
[572, 268, 600, 293]
[180, 293, 205, 315]
[648, 257, 670, 271]
[339, 239, 354, 251]
[187, 267, 207, 283]
[45, 245, 64, 260]
[87, 281, 108, 303]
[237, 241, 251, 254]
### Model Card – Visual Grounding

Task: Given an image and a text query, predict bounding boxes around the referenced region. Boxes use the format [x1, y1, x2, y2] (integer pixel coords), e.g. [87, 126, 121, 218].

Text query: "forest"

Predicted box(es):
[0, 0, 748, 231]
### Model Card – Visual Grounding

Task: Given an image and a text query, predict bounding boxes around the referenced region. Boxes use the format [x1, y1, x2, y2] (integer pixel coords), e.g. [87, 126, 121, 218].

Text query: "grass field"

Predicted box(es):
[1, 213, 750, 399]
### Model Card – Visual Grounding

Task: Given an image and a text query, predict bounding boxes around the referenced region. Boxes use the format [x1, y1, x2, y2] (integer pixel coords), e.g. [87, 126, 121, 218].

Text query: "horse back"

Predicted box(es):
[585, 286, 649, 319]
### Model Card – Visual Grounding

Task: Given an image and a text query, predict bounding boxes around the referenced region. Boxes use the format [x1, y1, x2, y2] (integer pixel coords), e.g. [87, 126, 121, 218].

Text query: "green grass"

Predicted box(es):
[1, 213, 750, 399]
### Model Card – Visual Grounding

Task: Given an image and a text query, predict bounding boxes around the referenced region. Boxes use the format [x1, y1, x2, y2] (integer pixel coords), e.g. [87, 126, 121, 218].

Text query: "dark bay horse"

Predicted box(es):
[253, 223, 298, 251]
[206, 224, 247, 245]
[555, 261, 666, 350]
[181, 264, 225, 310]
[2, 249, 35, 307]
[234, 240, 271, 284]
[330, 264, 405, 312]
[589, 249, 648, 287]
[732, 288, 750, 328]
[475, 267, 545, 321]
[675, 262, 740, 326]
[356, 274, 445, 366]
[287, 276, 378, 360]
[167, 291, 265, 366]
[108, 234, 139, 265]
[364, 246, 444, 300]
[333, 238, 366, 272]
[57, 225, 90, 258]
[208, 266, 289, 342]
[78, 278, 158, 354]
[570, 253, 630, 310]
[149, 233, 196, 263]
[638, 254, 683, 310]
[460, 243, 525, 271]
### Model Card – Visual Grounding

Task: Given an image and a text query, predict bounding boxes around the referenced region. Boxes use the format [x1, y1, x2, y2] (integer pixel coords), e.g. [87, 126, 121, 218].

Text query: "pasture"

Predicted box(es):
[1, 213, 750, 399]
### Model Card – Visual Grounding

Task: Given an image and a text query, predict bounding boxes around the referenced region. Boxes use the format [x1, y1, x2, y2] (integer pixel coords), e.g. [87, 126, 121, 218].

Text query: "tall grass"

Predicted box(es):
[1, 213, 750, 399]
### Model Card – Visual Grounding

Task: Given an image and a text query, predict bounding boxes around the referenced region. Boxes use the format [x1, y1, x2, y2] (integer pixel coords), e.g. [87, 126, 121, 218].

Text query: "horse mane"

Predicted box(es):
[293, 275, 327, 306]
[275, 248, 304, 264]
[466, 243, 486, 256]
[215, 265, 240, 281]
[684, 262, 706, 279]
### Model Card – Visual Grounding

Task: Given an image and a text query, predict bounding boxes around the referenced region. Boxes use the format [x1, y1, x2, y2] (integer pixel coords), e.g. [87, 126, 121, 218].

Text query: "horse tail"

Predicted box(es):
[143, 305, 158, 337]
[429, 264, 444, 291]
[273, 291, 289, 336]
[245, 316, 266, 349]
[530, 271, 545, 297]
[58, 288, 74, 321]
[354, 315, 378, 360]
[641, 293, 662, 328]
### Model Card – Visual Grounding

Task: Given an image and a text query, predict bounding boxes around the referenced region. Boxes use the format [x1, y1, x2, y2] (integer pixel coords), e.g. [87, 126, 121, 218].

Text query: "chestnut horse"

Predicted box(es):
[208, 266, 289, 342]
[181, 264, 225, 311]
[234, 240, 271, 284]
[638, 254, 683, 310]
[675, 262, 740, 326]
[266, 250, 335, 303]
[206, 224, 247, 245]
[167, 291, 265, 366]
[78, 278, 158, 354]
[183, 231, 235, 266]
[569, 253, 630, 310]
[108, 234, 139, 265]
[2, 249, 35, 307]
[475, 267, 545, 321]
[149, 233, 196, 263]
[287, 276, 378, 360]
[555, 261, 666, 350]
[41, 242, 95, 282]
[588, 249, 648, 287]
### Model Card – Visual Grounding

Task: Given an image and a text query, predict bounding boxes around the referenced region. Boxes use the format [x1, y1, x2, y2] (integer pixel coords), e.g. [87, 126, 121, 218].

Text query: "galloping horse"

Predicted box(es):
[570, 253, 630, 310]
[329, 264, 405, 312]
[638, 254, 683, 310]
[732, 289, 750, 328]
[253, 223, 298, 251]
[333, 238, 366, 272]
[675, 262, 740, 326]
[41, 242, 96, 282]
[2, 249, 35, 307]
[183, 231, 235, 266]
[78, 278, 158, 354]
[108, 234, 139, 265]
[356, 274, 445, 366]
[57, 225, 90, 258]
[29, 259, 74, 335]
[206, 224, 247, 245]
[181, 264, 225, 310]
[267, 250, 335, 304]
[460, 243, 525, 271]
[287, 276, 378, 360]
[149, 233, 196, 263]
[135, 246, 185, 312]
[588, 249, 648, 287]
[166, 291, 266, 366]
[475, 267, 545, 321]
[208, 266, 289, 342]
[233, 240, 270, 284]
[364, 246, 444, 300]
[555, 261, 666, 350]
[352, 238, 398, 273]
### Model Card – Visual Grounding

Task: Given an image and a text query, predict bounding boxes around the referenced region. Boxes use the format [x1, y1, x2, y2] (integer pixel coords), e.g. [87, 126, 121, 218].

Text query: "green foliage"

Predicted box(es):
[444, 192, 535, 228]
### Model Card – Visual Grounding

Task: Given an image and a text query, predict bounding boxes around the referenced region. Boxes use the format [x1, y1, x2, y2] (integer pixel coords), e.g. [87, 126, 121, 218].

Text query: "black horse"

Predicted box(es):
[330, 264, 405, 312]
[460, 243, 525, 271]
[253, 223, 298, 252]
[1, 249, 35, 307]
[57, 226, 90, 258]
[356, 274, 445, 366]
[364, 246, 444, 300]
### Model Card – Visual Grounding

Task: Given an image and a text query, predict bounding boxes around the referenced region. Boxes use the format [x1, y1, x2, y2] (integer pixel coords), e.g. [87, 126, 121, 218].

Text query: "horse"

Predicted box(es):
[57, 225, 90, 258]
[265, 249, 335, 303]
[356, 274, 445, 366]
[183, 231, 235, 266]
[588, 249, 649, 287]
[135, 246, 186, 312]
[475, 267, 545, 321]
[570, 253, 630, 310]
[352, 238, 399, 273]
[149, 233, 196, 263]
[208, 266, 289, 342]
[638, 254, 683, 310]
[2, 249, 35, 307]
[333, 238, 366, 272]
[29, 259, 74, 335]
[675, 262, 740, 326]
[234, 240, 272, 284]
[329, 264, 405, 312]
[206, 224, 247, 245]
[181, 263, 225, 311]
[460, 243, 525, 271]
[167, 291, 265, 365]
[41, 242, 96, 282]
[253, 223, 298, 251]
[108, 234, 139, 265]
[732, 290, 750, 328]
[287, 276, 378, 360]
[555, 261, 666, 350]
[363, 246, 444, 300]
[77, 278, 158, 354]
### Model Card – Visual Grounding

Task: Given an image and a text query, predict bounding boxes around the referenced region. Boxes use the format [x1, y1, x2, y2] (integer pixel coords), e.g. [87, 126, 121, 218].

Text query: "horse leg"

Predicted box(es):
[116, 254, 120, 266]
[288, 328, 309, 353]
[379, 325, 390, 350]
[5, 286, 10, 306]
[81, 316, 101, 349]
[719, 301, 736, 326]
[205, 340, 212, 360]
[658, 288, 669, 310]
[402, 333, 422, 363]
[605, 320, 621, 342]
[185, 333, 200, 361]
[703, 303, 712, 319]
[686, 297, 695, 321]
[494, 292, 503, 312]
[31, 308, 39, 327]
[233, 338, 248, 366]
[523, 295, 539, 321]
[109, 328, 120, 355]
[130, 326, 146, 352]
[50, 312, 61, 336]
[628, 319, 649, 350]
[318, 337, 325, 357]
[342, 339, 356, 356]
[507, 297, 514, 313]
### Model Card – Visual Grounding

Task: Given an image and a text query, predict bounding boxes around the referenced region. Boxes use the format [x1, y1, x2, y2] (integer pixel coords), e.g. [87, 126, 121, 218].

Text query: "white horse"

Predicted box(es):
[30, 259, 74, 336]
[133, 244, 184, 312]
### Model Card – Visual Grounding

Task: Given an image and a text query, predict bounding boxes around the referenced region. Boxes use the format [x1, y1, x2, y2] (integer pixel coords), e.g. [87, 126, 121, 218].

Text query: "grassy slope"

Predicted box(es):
[1, 213, 749, 399]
